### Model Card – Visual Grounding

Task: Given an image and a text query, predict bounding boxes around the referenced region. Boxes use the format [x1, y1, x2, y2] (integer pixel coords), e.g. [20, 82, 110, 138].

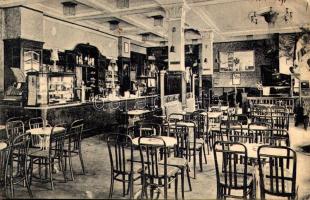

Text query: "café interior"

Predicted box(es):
[0, 0, 310, 199]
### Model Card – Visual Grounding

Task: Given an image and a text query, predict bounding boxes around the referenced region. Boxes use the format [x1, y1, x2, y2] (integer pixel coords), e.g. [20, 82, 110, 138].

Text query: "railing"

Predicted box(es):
[247, 97, 297, 114]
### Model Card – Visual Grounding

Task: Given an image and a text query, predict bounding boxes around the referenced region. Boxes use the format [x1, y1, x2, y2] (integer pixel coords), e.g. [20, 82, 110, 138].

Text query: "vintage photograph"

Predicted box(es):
[0, 0, 310, 199]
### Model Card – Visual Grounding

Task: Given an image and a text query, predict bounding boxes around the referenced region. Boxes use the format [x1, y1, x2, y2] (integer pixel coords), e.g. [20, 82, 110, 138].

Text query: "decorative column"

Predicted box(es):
[200, 31, 214, 76]
[160, 70, 166, 109]
[166, 3, 187, 71]
[199, 31, 214, 107]
[165, 2, 188, 109]
[0, 9, 4, 98]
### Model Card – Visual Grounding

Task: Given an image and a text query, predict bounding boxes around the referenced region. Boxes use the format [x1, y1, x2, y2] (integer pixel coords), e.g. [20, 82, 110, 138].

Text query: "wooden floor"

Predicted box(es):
[1, 120, 310, 199]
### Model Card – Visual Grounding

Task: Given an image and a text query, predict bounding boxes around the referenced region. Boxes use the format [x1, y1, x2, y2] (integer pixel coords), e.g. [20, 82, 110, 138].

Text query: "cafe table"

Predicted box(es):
[0, 141, 7, 150]
[126, 109, 151, 126]
[132, 136, 177, 148]
[26, 127, 65, 149]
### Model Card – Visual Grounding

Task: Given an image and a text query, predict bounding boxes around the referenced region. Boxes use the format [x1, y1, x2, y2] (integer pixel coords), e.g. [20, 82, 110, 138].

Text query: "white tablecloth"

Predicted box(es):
[132, 136, 177, 147]
[0, 142, 7, 150]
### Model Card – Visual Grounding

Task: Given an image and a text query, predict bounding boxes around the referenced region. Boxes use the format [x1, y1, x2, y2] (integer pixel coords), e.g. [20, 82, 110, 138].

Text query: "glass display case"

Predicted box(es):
[27, 72, 76, 106]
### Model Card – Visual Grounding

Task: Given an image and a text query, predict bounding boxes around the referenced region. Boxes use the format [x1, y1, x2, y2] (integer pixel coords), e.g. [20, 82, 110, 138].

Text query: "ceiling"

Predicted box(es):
[0, 0, 309, 46]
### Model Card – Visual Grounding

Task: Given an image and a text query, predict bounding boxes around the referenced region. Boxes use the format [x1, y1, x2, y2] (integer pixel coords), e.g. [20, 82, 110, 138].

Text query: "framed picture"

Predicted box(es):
[124, 42, 129, 53]
[219, 50, 255, 72]
[232, 73, 241, 85]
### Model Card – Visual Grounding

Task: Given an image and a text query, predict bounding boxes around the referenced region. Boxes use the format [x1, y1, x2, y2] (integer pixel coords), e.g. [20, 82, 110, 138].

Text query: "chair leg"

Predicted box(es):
[193, 150, 196, 179]
[181, 169, 184, 200]
[202, 144, 207, 164]
[174, 175, 178, 200]
[78, 150, 86, 175]
[48, 158, 54, 190]
[186, 165, 192, 191]
[60, 156, 67, 182]
[24, 167, 33, 198]
[122, 174, 126, 197]
[109, 174, 114, 199]
[68, 153, 74, 181]
[129, 174, 134, 200]
[199, 149, 203, 172]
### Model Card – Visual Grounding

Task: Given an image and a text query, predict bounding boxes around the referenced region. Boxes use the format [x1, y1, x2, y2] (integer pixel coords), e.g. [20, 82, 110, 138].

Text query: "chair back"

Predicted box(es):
[191, 113, 206, 138]
[213, 141, 251, 195]
[29, 117, 45, 129]
[137, 122, 162, 137]
[6, 120, 24, 143]
[0, 143, 9, 183]
[174, 125, 190, 159]
[107, 134, 133, 175]
[48, 124, 67, 157]
[271, 129, 290, 147]
[5, 133, 31, 182]
[67, 119, 84, 152]
[228, 128, 254, 143]
[138, 136, 169, 180]
[258, 146, 297, 199]
[271, 113, 289, 130]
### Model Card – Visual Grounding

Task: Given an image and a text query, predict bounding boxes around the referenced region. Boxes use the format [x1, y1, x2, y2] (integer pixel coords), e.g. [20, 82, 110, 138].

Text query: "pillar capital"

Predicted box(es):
[164, 1, 190, 20]
[200, 30, 214, 40]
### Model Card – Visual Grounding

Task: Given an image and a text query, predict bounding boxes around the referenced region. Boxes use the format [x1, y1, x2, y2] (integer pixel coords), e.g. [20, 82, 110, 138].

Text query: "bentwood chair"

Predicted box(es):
[63, 119, 85, 181]
[107, 134, 141, 199]
[213, 141, 255, 199]
[191, 112, 209, 158]
[5, 133, 33, 198]
[271, 129, 290, 147]
[228, 128, 255, 144]
[28, 117, 51, 149]
[0, 142, 8, 192]
[28, 124, 67, 190]
[258, 146, 297, 200]
[5, 120, 25, 143]
[138, 136, 180, 200]
[168, 113, 185, 123]
[136, 122, 162, 137]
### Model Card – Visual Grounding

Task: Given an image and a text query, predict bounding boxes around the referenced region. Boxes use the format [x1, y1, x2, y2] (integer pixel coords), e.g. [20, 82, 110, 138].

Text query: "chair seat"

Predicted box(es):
[219, 173, 254, 188]
[160, 157, 188, 167]
[144, 164, 179, 178]
[189, 141, 203, 150]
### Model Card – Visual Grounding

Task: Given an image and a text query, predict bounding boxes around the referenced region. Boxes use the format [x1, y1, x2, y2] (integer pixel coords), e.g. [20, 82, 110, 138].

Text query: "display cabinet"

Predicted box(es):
[27, 72, 76, 106]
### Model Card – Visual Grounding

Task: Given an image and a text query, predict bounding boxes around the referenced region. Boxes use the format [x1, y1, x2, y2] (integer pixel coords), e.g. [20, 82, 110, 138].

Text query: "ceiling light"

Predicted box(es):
[62, 1, 77, 16]
[108, 20, 120, 31]
[141, 33, 150, 42]
[284, 8, 293, 23]
[153, 15, 163, 27]
[170, 27, 176, 53]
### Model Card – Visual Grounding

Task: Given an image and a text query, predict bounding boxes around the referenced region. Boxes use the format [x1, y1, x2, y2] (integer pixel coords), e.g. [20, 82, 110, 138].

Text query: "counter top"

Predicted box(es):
[24, 95, 158, 110]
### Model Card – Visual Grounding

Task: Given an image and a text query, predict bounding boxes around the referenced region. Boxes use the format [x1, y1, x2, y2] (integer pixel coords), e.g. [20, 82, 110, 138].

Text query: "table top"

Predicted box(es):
[132, 136, 177, 147]
[127, 109, 150, 116]
[26, 127, 65, 135]
[248, 125, 268, 130]
[211, 106, 229, 111]
[0, 125, 5, 130]
[202, 112, 222, 118]
[230, 143, 263, 159]
[0, 142, 7, 150]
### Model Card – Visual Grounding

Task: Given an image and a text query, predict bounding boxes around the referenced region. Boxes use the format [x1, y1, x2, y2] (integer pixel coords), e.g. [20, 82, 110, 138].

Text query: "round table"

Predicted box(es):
[132, 136, 177, 147]
[249, 125, 268, 130]
[26, 127, 65, 149]
[0, 142, 7, 150]
[26, 127, 65, 135]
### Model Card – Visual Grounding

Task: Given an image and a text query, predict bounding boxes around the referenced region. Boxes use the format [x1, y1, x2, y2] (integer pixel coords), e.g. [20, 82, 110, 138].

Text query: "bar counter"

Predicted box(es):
[0, 95, 160, 133]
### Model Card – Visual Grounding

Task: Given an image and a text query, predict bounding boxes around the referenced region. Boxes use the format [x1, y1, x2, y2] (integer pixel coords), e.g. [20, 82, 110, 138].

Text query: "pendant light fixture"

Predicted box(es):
[62, 1, 77, 16]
